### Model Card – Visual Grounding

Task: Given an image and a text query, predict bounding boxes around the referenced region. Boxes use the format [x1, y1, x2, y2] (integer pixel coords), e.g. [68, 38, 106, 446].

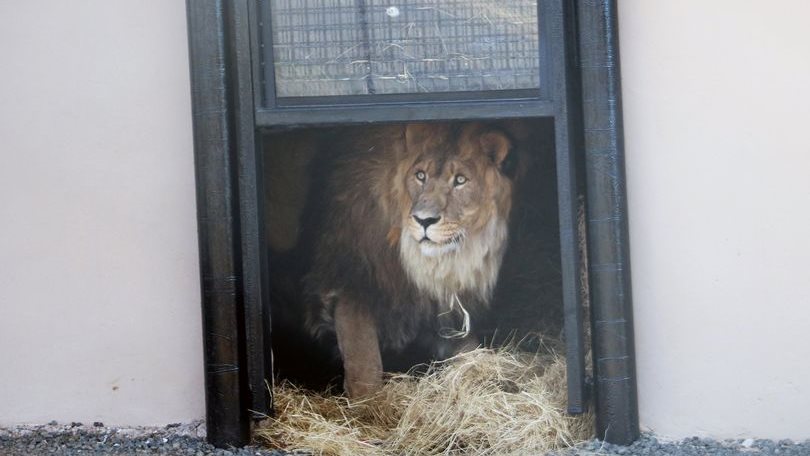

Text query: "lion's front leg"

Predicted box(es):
[334, 296, 383, 397]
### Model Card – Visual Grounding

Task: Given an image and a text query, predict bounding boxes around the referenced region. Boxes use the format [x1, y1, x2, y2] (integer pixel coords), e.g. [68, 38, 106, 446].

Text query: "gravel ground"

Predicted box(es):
[2, 425, 809, 455]
[556, 434, 810, 456]
[0, 421, 281, 456]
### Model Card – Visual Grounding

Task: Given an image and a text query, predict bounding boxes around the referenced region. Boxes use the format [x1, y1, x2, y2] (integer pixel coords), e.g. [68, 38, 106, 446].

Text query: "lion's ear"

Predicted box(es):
[480, 130, 512, 168]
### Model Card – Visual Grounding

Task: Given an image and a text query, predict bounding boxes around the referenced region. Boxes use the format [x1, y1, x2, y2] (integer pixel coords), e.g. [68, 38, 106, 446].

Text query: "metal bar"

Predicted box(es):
[548, 0, 588, 415]
[228, 0, 273, 419]
[186, 0, 251, 447]
[274, 88, 542, 107]
[255, 99, 556, 126]
[256, 0, 277, 109]
[577, 0, 640, 445]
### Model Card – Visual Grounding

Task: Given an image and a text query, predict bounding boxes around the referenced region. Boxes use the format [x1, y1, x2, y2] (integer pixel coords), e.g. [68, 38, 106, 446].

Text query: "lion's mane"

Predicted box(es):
[304, 122, 517, 354]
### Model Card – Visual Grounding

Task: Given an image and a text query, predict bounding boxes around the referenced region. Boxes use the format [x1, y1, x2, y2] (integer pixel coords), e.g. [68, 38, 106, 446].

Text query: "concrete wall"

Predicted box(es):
[0, 1, 204, 425]
[619, 0, 810, 440]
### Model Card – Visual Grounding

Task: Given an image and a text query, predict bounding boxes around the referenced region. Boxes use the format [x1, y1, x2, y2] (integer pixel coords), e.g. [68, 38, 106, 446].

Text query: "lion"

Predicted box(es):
[302, 122, 519, 397]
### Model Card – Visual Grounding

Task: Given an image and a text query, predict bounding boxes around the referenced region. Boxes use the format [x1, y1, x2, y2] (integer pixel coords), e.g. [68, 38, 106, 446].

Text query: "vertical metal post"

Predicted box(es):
[549, 0, 588, 415]
[229, 0, 273, 419]
[577, 0, 640, 445]
[186, 0, 252, 447]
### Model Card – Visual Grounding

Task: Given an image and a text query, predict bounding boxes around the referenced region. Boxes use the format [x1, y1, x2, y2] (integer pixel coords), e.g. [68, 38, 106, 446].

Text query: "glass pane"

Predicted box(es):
[269, 0, 540, 97]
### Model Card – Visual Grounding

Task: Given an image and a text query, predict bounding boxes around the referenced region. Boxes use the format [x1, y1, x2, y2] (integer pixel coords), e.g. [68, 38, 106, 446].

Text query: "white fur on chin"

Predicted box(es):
[419, 240, 461, 257]
[399, 217, 508, 304]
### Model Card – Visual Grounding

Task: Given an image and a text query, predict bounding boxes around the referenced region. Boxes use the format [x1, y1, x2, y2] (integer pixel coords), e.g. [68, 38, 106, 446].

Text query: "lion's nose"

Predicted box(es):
[413, 215, 441, 229]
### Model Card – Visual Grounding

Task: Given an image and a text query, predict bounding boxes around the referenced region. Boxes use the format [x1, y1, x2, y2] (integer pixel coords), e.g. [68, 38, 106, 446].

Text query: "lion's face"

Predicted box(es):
[400, 123, 515, 257]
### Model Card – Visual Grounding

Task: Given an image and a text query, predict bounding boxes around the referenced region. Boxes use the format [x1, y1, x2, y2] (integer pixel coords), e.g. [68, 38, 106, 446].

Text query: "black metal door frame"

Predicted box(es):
[186, 0, 638, 448]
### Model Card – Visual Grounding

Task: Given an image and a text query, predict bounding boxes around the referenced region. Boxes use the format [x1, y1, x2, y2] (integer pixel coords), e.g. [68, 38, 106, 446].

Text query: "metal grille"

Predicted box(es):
[269, 0, 540, 97]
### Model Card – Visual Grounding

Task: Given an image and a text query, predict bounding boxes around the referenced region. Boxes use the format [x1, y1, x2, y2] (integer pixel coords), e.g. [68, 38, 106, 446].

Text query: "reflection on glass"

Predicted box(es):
[270, 0, 540, 97]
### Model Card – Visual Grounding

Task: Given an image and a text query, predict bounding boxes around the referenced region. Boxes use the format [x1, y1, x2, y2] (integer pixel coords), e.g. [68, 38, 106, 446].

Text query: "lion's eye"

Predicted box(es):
[415, 170, 426, 182]
[453, 174, 468, 186]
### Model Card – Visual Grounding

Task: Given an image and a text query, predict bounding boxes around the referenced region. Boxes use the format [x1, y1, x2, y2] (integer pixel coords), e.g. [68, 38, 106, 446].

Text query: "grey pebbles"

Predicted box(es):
[0, 421, 282, 456]
[3, 425, 810, 455]
[555, 434, 810, 456]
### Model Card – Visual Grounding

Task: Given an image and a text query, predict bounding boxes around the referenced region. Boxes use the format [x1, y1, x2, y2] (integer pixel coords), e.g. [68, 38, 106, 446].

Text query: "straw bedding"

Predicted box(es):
[255, 343, 593, 455]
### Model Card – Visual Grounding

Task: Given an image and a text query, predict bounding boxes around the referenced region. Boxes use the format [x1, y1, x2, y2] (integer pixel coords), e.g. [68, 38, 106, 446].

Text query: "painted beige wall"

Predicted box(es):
[0, 1, 204, 425]
[619, 1, 810, 440]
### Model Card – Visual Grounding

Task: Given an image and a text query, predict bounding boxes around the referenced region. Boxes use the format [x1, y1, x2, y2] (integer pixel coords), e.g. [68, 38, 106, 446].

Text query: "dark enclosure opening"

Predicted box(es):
[262, 118, 566, 391]
[186, 0, 638, 448]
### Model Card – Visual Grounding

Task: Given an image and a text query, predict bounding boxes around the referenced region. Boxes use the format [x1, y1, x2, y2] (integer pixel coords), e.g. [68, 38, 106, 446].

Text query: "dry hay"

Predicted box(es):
[255, 343, 593, 455]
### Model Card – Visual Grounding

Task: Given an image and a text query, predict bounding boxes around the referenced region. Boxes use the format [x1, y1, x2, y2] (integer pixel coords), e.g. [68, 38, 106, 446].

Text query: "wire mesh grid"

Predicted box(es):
[269, 0, 540, 97]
